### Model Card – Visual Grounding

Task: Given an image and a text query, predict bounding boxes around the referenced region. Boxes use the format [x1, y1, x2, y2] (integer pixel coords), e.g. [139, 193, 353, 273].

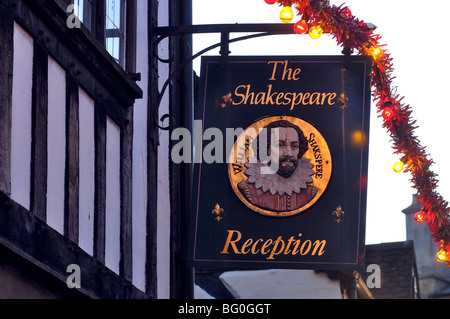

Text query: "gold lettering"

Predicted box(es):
[328, 92, 337, 105]
[261, 239, 273, 255]
[276, 92, 285, 105]
[220, 230, 242, 254]
[310, 92, 321, 105]
[290, 92, 303, 110]
[241, 238, 253, 254]
[220, 231, 327, 260]
[302, 92, 310, 104]
[251, 238, 263, 254]
[292, 233, 303, 255]
[268, 60, 302, 81]
[255, 91, 266, 105]
[281, 60, 291, 80]
[284, 236, 296, 255]
[312, 240, 327, 256]
[268, 61, 284, 80]
[267, 236, 286, 260]
[283, 92, 292, 106]
[320, 92, 331, 105]
[300, 240, 312, 255]
[265, 84, 276, 105]
[233, 85, 246, 105]
[292, 67, 301, 80]
[244, 84, 255, 104]
[232, 83, 338, 108]
[281, 60, 302, 80]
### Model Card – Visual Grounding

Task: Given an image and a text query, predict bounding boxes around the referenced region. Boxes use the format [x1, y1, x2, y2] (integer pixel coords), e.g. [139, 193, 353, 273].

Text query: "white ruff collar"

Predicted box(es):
[244, 159, 315, 196]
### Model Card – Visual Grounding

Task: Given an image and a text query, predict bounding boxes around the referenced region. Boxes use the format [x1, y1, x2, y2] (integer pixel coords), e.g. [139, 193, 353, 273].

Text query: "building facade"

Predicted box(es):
[402, 195, 450, 299]
[0, 0, 193, 298]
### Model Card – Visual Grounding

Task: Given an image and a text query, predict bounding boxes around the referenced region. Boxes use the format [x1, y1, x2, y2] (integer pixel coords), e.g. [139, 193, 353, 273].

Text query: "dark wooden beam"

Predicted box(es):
[145, 0, 158, 298]
[120, 107, 133, 281]
[0, 5, 14, 195]
[30, 41, 49, 221]
[95, 0, 106, 46]
[125, 0, 137, 73]
[94, 103, 107, 264]
[65, 73, 80, 243]
[168, 0, 194, 299]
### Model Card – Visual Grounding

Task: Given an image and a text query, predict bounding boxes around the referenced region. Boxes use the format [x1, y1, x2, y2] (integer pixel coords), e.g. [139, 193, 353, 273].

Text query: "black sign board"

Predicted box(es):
[188, 55, 372, 270]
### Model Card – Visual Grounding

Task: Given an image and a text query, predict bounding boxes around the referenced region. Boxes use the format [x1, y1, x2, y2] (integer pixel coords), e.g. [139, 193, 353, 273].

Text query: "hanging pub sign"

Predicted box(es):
[188, 55, 372, 270]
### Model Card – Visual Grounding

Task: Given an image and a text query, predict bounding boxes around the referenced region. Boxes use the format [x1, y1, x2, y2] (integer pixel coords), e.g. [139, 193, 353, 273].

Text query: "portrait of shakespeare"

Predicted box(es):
[237, 120, 317, 212]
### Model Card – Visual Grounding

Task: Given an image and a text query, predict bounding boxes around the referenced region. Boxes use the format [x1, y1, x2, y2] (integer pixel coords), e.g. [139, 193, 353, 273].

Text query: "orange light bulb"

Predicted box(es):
[280, 5, 294, 23]
[436, 250, 449, 262]
[393, 160, 404, 173]
[414, 211, 426, 223]
[294, 19, 308, 34]
[372, 47, 383, 59]
[382, 107, 393, 120]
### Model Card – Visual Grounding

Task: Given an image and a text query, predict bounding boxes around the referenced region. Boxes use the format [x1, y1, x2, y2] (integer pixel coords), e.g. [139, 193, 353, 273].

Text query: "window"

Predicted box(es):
[73, 0, 95, 33]
[71, 0, 128, 68]
[106, 0, 126, 66]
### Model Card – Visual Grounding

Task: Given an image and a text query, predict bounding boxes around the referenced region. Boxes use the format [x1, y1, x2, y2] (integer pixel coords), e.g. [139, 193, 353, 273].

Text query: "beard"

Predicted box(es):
[276, 156, 299, 178]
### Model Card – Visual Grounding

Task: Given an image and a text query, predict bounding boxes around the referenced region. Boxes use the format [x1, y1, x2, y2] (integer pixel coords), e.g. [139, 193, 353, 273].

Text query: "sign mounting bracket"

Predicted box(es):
[151, 23, 373, 133]
[152, 23, 297, 133]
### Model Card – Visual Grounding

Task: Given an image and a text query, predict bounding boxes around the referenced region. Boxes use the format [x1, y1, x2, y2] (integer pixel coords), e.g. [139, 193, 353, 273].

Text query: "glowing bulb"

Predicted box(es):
[382, 107, 393, 120]
[372, 47, 383, 59]
[280, 5, 294, 23]
[294, 19, 308, 34]
[393, 160, 404, 173]
[436, 250, 449, 263]
[414, 211, 426, 223]
[309, 25, 323, 39]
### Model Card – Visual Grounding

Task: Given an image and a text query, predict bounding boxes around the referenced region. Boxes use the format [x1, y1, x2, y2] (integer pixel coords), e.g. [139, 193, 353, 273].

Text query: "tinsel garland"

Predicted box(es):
[268, 0, 450, 266]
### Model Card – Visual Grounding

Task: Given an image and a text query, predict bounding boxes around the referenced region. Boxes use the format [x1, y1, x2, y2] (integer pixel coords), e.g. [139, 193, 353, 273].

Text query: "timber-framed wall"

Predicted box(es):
[0, 0, 152, 298]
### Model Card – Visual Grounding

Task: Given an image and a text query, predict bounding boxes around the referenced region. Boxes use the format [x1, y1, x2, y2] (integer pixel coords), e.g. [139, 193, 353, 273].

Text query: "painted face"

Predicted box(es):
[269, 127, 300, 178]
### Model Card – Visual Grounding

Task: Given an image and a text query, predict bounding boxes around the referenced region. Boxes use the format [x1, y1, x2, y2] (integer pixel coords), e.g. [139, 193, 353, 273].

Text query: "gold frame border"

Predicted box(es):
[228, 115, 332, 217]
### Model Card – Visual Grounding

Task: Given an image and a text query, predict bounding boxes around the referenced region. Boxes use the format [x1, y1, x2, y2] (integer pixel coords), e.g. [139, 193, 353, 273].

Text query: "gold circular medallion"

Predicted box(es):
[228, 115, 332, 217]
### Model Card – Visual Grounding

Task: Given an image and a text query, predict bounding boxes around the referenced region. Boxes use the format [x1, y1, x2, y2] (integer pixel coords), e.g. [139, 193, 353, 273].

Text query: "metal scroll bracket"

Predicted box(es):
[151, 23, 375, 138]
[152, 23, 295, 136]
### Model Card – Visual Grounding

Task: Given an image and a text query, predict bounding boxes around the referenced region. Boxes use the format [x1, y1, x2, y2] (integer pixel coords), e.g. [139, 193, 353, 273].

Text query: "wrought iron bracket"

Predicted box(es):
[151, 23, 356, 132]
[152, 23, 297, 132]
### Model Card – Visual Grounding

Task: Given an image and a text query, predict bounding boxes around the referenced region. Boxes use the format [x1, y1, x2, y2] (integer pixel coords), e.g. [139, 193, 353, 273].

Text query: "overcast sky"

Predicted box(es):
[191, 0, 450, 244]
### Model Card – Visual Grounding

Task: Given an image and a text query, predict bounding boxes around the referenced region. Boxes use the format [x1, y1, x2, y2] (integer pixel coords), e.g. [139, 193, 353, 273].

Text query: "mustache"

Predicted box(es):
[279, 156, 298, 163]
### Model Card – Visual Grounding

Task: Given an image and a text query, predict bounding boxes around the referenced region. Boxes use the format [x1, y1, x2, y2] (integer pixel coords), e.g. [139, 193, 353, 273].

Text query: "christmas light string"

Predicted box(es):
[265, 0, 450, 265]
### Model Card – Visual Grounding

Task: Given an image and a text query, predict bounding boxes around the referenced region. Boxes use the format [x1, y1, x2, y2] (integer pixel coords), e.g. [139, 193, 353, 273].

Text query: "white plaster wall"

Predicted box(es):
[78, 88, 95, 255]
[46, 57, 66, 235]
[157, 0, 171, 299]
[10, 22, 33, 210]
[219, 270, 341, 299]
[105, 116, 121, 274]
[131, 0, 149, 292]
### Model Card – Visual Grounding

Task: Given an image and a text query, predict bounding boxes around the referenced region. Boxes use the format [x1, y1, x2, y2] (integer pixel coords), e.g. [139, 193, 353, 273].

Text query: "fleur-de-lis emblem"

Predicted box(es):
[337, 93, 349, 110]
[220, 93, 233, 108]
[333, 205, 345, 224]
[212, 203, 224, 222]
